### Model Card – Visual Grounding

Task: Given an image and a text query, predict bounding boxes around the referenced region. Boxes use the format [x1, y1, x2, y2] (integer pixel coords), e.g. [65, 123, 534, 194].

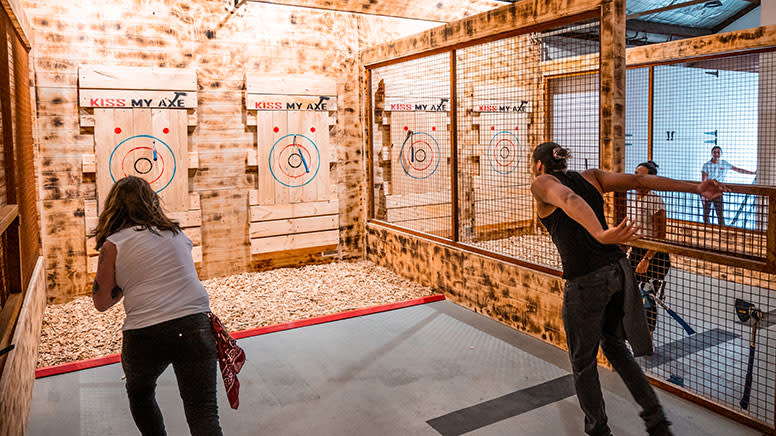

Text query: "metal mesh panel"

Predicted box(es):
[455, 20, 600, 270]
[371, 54, 452, 238]
[629, 49, 776, 425]
[652, 53, 763, 231]
[636, 256, 776, 425]
[625, 67, 649, 173]
[366, 20, 776, 428]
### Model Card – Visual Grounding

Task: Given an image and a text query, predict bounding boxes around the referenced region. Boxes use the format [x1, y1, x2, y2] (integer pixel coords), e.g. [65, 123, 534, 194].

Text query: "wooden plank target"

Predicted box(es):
[470, 112, 532, 230]
[94, 108, 188, 213]
[256, 110, 332, 206]
[389, 111, 450, 195]
[248, 74, 338, 256]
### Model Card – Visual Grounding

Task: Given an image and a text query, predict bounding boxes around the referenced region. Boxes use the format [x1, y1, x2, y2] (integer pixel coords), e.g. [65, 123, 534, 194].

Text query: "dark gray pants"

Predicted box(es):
[563, 263, 671, 436]
[122, 313, 222, 436]
[702, 197, 725, 225]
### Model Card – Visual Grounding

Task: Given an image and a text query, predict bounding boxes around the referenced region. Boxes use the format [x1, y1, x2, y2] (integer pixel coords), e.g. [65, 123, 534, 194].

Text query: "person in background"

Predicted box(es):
[530, 142, 723, 436]
[701, 145, 756, 225]
[90, 176, 222, 436]
[628, 161, 671, 335]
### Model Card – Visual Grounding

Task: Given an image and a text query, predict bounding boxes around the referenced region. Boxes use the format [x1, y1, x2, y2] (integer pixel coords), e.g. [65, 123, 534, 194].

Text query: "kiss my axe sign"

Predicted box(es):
[78, 65, 198, 108]
[79, 90, 196, 108]
[245, 73, 337, 111]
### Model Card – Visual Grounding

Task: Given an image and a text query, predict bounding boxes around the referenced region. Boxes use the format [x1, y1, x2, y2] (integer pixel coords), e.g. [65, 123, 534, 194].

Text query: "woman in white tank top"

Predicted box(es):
[90, 176, 222, 436]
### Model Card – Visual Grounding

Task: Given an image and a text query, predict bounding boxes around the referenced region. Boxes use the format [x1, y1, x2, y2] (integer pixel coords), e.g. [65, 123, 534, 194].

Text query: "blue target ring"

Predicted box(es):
[268, 133, 321, 188]
[109, 134, 177, 193]
[487, 130, 522, 175]
[399, 131, 440, 180]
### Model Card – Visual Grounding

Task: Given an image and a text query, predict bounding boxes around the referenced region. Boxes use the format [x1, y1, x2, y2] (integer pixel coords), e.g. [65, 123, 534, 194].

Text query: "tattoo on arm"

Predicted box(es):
[92, 281, 99, 295]
[111, 286, 122, 299]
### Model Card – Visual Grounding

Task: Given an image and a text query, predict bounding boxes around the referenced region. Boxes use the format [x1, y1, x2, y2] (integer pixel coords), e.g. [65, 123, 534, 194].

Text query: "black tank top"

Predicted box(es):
[539, 171, 624, 279]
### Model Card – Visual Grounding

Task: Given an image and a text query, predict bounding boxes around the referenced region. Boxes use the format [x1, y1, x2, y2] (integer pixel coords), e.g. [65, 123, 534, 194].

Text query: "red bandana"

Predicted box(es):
[207, 312, 246, 409]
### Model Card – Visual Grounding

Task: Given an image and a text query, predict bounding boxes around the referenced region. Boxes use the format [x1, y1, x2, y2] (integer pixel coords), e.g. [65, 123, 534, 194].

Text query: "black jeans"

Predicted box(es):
[702, 196, 725, 225]
[122, 313, 222, 436]
[563, 263, 672, 436]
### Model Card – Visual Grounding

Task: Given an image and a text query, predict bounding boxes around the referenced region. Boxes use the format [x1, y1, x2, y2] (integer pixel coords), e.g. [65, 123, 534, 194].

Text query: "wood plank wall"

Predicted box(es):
[0, 257, 44, 436]
[22, 0, 501, 303]
[366, 224, 567, 347]
[12, 27, 38, 289]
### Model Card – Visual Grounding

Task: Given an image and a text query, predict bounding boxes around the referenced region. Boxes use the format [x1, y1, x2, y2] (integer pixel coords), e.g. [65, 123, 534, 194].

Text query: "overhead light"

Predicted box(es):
[704, 0, 723, 7]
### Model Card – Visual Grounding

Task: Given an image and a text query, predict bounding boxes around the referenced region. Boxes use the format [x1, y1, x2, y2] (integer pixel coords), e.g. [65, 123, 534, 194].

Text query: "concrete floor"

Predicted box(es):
[28, 301, 762, 435]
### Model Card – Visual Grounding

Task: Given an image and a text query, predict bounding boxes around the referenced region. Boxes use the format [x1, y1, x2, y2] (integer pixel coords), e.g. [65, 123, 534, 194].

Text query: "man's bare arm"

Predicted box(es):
[587, 169, 724, 199]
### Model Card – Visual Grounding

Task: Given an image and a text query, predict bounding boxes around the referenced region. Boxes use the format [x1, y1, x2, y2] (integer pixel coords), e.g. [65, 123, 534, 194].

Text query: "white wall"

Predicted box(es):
[720, 6, 761, 33]
[763, 0, 776, 26]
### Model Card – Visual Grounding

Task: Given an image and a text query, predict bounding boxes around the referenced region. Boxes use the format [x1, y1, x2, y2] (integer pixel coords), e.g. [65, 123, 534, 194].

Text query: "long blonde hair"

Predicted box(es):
[91, 176, 180, 250]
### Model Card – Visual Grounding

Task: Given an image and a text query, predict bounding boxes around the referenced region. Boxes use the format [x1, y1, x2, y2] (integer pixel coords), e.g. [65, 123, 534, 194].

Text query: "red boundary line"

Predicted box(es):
[35, 294, 445, 379]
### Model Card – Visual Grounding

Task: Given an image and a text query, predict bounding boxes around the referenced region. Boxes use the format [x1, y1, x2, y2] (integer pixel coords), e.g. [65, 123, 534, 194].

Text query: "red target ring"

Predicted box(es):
[120, 146, 165, 184]
[404, 140, 434, 172]
[278, 143, 314, 179]
[493, 138, 516, 167]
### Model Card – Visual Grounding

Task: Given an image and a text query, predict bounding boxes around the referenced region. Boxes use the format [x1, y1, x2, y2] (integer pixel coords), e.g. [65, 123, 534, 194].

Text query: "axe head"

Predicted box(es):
[735, 298, 755, 323]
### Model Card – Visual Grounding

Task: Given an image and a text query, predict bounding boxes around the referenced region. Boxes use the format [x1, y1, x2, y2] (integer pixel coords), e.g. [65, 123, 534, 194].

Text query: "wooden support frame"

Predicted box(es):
[360, 0, 609, 273]
[0, 0, 30, 50]
[449, 50, 459, 242]
[359, 4, 776, 431]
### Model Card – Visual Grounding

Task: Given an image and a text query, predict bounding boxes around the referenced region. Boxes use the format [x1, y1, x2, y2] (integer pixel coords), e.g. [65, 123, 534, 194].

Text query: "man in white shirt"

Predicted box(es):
[701, 146, 755, 225]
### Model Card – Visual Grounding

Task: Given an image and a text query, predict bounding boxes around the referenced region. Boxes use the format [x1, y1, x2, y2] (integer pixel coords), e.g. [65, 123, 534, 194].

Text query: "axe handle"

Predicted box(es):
[740, 318, 759, 409]
[740, 344, 756, 409]
[652, 295, 696, 335]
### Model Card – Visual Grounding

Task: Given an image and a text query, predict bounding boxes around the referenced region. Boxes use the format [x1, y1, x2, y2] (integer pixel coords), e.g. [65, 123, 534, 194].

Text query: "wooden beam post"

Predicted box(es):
[600, 0, 626, 223]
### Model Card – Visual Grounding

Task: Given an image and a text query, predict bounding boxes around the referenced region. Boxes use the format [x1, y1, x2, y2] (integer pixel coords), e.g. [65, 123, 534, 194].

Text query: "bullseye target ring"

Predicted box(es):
[399, 131, 440, 180]
[269, 133, 321, 188]
[109, 134, 177, 193]
[487, 131, 522, 174]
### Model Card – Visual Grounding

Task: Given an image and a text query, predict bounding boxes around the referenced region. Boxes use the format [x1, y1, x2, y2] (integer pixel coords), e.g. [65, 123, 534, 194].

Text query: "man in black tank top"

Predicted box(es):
[530, 142, 723, 436]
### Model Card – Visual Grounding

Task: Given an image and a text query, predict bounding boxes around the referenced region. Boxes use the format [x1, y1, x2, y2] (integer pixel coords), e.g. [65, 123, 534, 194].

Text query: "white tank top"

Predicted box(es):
[107, 226, 211, 331]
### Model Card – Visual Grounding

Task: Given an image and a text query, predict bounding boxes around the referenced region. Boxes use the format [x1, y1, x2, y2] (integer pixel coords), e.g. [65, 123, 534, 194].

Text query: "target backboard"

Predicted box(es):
[389, 112, 450, 195]
[79, 65, 201, 272]
[246, 73, 339, 255]
[256, 110, 332, 205]
[95, 108, 188, 212]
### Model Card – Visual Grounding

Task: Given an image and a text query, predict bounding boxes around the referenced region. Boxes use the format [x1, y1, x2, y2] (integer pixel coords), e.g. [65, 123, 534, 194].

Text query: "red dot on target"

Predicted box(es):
[432, 126, 436, 131]
[273, 127, 279, 133]
[403, 126, 408, 131]
[310, 127, 316, 133]
[515, 127, 519, 130]
[491, 126, 495, 130]
[114, 127, 122, 134]
[163, 128, 169, 134]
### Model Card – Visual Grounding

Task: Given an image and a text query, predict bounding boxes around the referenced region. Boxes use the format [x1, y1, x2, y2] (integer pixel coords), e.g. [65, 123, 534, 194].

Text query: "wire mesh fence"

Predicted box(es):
[455, 20, 600, 270]
[366, 17, 776, 428]
[371, 54, 452, 238]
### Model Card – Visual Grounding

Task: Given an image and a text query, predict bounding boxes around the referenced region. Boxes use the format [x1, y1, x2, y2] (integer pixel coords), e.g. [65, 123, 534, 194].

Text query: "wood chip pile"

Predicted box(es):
[37, 260, 435, 368]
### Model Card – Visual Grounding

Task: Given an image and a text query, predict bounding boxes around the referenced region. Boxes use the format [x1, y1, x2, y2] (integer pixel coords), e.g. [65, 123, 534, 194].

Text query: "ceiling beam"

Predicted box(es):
[627, 19, 713, 38]
[712, 0, 761, 33]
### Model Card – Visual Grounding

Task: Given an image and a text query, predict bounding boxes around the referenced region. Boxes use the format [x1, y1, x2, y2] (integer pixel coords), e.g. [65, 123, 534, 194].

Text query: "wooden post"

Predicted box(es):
[450, 50, 459, 242]
[647, 66, 654, 161]
[0, 13, 15, 205]
[600, 0, 626, 223]
[365, 68, 375, 221]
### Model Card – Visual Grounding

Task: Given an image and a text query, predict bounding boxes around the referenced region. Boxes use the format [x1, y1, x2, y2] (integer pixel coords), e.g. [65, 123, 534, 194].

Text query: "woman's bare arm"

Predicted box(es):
[92, 241, 123, 312]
